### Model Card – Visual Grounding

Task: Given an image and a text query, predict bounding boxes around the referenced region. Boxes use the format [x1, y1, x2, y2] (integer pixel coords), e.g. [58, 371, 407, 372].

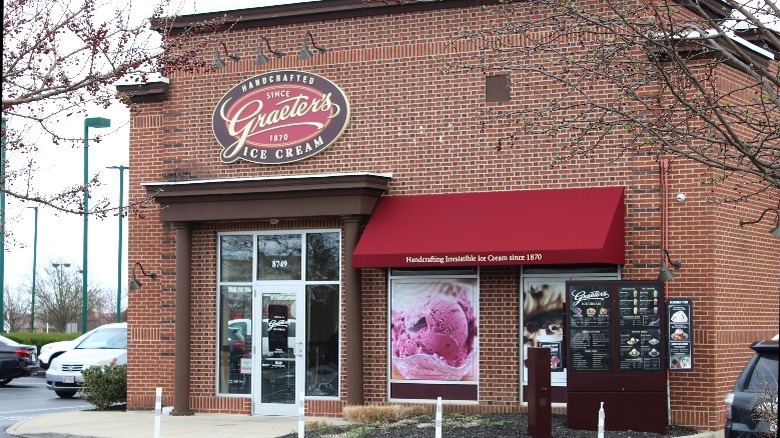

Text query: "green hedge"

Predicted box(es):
[3, 332, 81, 353]
[81, 364, 127, 410]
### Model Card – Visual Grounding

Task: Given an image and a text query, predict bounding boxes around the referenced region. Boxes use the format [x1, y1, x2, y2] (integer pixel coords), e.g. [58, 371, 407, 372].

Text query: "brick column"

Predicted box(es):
[341, 215, 365, 405]
[171, 222, 193, 416]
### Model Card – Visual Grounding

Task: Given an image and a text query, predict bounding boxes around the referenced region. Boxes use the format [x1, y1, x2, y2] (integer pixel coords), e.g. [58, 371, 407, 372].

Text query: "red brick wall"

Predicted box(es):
[125, 1, 779, 431]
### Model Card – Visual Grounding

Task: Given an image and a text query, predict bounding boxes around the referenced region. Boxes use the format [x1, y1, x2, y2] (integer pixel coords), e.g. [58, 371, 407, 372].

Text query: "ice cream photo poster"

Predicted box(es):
[390, 280, 478, 381]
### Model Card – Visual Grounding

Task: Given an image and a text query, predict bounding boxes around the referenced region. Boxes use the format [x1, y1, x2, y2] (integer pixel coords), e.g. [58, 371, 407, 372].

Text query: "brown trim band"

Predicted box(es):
[144, 173, 391, 222]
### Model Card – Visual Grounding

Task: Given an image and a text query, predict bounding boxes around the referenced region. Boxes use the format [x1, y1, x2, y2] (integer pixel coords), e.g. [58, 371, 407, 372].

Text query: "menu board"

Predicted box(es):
[667, 299, 694, 371]
[538, 341, 564, 372]
[617, 285, 663, 371]
[568, 283, 613, 371]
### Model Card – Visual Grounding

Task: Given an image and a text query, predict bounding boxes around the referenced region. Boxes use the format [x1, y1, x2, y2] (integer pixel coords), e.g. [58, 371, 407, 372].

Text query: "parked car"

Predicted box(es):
[38, 328, 97, 370]
[45, 322, 127, 398]
[724, 335, 779, 438]
[0, 335, 39, 386]
[228, 318, 251, 340]
[228, 328, 246, 360]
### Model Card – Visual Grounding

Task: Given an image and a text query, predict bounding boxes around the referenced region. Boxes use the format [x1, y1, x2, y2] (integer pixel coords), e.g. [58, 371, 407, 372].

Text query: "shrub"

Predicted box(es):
[343, 404, 430, 423]
[80, 364, 127, 410]
[753, 377, 778, 438]
[4, 332, 80, 353]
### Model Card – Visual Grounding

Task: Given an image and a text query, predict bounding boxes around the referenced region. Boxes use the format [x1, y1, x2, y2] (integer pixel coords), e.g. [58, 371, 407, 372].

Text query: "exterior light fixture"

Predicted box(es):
[298, 30, 326, 60]
[128, 262, 157, 291]
[214, 42, 241, 69]
[739, 208, 780, 239]
[658, 249, 681, 282]
[255, 37, 285, 65]
[664, 249, 682, 269]
[658, 263, 675, 282]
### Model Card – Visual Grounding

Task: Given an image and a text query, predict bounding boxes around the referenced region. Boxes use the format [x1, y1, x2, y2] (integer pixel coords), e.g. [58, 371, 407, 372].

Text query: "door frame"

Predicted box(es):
[252, 283, 306, 416]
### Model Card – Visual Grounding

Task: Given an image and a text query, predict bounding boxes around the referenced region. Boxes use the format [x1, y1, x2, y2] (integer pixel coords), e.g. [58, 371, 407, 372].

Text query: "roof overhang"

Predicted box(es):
[143, 172, 392, 222]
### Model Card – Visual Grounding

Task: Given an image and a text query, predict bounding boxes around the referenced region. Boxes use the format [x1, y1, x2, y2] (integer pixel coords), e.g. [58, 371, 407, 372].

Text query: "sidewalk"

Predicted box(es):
[7, 409, 725, 438]
[6, 410, 345, 438]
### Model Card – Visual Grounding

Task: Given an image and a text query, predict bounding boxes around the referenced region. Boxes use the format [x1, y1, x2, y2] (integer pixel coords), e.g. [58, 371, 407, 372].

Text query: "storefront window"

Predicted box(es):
[388, 270, 479, 402]
[306, 232, 339, 281]
[218, 285, 252, 394]
[220, 235, 253, 282]
[257, 234, 302, 280]
[520, 265, 619, 403]
[305, 284, 339, 396]
[217, 230, 341, 399]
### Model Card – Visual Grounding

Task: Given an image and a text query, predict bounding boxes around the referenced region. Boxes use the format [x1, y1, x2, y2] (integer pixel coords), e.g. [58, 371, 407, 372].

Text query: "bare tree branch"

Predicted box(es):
[2, 0, 232, 218]
[433, 0, 779, 203]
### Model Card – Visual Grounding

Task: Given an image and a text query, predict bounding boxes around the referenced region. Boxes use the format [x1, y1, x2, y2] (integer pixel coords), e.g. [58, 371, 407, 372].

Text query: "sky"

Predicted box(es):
[2, 0, 309, 303]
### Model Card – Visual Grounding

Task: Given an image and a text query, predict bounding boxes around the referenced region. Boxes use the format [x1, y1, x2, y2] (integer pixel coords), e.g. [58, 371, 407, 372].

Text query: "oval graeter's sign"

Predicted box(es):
[213, 71, 350, 165]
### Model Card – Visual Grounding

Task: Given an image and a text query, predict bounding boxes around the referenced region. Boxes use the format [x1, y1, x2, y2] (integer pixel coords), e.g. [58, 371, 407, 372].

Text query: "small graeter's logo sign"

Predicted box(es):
[213, 71, 350, 165]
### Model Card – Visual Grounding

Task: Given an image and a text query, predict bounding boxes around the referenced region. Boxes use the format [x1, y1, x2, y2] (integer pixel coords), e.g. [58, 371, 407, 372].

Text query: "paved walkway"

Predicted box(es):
[7, 410, 724, 438]
[6, 410, 337, 438]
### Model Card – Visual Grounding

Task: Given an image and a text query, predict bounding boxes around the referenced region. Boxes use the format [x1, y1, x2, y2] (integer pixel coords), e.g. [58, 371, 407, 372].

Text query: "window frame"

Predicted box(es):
[216, 229, 342, 398]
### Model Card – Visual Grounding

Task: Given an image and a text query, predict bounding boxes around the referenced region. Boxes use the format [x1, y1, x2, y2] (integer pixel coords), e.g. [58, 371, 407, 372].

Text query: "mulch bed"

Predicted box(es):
[277, 413, 702, 437]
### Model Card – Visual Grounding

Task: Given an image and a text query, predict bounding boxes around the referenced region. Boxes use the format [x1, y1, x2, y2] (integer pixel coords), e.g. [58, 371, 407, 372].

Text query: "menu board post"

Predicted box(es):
[565, 281, 667, 434]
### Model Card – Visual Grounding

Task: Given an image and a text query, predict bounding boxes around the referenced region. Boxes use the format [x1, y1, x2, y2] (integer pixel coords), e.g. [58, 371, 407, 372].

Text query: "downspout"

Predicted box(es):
[659, 157, 672, 425]
[661, 158, 670, 265]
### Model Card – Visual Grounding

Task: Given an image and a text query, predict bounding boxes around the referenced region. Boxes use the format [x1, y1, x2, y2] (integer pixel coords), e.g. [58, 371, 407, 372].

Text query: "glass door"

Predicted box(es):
[252, 284, 305, 416]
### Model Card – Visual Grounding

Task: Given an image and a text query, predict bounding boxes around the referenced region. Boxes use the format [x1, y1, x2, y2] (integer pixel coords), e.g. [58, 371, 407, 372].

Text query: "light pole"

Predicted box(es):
[107, 165, 128, 323]
[26, 206, 39, 332]
[82, 117, 111, 334]
[1, 117, 7, 331]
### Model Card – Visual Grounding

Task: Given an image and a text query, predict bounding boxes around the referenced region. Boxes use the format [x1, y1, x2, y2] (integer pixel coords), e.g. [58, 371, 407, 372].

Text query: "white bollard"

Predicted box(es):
[298, 391, 305, 438]
[597, 401, 605, 438]
[435, 396, 442, 438]
[153, 387, 162, 438]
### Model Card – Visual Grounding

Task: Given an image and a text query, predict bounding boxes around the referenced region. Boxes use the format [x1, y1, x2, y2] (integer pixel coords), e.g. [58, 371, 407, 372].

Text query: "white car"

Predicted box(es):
[45, 322, 127, 398]
[38, 328, 97, 370]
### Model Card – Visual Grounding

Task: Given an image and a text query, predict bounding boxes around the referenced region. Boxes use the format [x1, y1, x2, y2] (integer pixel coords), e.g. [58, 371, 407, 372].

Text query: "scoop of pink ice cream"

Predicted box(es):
[391, 283, 476, 372]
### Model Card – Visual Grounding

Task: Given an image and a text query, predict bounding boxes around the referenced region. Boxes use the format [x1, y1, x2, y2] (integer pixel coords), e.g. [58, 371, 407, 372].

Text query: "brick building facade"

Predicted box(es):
[119, 0, 780, 432]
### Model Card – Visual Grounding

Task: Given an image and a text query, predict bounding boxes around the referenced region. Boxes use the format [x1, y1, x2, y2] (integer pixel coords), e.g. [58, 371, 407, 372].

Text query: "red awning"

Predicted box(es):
[352, 186, 625, 268]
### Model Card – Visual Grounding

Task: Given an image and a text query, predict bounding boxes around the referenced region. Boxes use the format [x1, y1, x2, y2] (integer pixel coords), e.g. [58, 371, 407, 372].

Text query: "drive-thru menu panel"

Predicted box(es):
[667, 298, 694, 371]
[566, 281, 667, 434]
[569, 284, 612, 371]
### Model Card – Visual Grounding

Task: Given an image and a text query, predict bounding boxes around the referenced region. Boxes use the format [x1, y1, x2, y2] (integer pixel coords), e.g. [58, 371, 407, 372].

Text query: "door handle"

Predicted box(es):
[295, 342, 304, 357]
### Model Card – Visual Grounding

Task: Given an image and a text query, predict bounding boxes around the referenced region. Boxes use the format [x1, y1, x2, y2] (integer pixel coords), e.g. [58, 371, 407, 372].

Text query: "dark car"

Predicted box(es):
[0, 335, 39, 386]
[228, 328, 246, 359]
[724, 335, 779, 438]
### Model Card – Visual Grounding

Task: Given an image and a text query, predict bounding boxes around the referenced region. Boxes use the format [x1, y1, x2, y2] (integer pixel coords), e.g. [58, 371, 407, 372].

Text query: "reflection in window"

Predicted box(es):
[747, 354, 779, 391]
[217, 230, 342, 399]
[307, 232, 339, 281]
[257, 234, 302, 280]
[260, 294, 297, 404]
[218, 285, 252, 395]
[220, 235, 253, 282]
[306, 285, 339, 396]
